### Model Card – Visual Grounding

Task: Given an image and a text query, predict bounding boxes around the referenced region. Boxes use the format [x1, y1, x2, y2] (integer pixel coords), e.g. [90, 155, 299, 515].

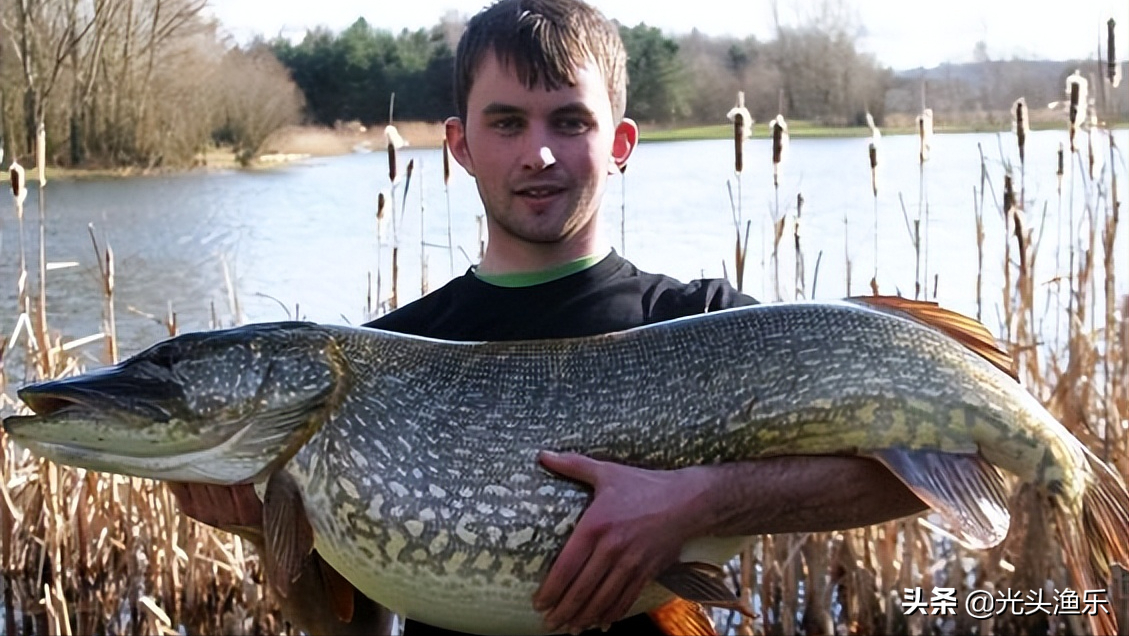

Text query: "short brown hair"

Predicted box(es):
[453, 0, 627, 122]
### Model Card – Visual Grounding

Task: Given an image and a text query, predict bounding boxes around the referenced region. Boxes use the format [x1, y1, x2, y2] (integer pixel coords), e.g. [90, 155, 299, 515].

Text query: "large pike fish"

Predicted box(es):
[4, 298, 1128, 635]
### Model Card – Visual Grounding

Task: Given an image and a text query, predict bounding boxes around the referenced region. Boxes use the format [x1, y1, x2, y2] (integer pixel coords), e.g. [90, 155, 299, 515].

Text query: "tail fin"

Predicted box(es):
[1054, 449, 1129, 636]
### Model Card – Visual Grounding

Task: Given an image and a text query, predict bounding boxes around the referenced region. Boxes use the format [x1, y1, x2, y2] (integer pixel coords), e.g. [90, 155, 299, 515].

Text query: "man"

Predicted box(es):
[172, 1, 927, 634]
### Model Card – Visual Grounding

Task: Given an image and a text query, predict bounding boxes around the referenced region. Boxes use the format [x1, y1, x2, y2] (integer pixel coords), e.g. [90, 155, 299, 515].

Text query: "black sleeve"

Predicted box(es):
[644, 277, 759, 323]
[362, 285, 452, 336]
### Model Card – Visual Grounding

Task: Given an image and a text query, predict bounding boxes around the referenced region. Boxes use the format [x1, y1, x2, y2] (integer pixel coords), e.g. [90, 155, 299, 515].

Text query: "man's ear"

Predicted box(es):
[610, 118, 639, 173]
[445, 116, 475, 177]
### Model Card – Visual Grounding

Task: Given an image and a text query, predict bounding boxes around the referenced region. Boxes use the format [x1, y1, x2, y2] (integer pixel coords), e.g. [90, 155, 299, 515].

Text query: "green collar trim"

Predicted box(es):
[475, 251, 607, 287]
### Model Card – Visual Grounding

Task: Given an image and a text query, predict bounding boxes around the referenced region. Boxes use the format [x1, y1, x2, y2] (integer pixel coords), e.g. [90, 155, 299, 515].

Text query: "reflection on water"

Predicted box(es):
[0, 129, 1123, 368]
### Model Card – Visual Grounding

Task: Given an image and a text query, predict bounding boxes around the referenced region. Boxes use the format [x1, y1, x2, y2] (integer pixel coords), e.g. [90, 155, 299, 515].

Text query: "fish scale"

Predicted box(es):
[5, 299, 1128, 635]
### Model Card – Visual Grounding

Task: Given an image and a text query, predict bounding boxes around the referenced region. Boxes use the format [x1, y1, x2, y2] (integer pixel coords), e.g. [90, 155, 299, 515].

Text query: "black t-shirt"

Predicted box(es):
[364, 251, 758, 340]
[361, 251, 757, 636]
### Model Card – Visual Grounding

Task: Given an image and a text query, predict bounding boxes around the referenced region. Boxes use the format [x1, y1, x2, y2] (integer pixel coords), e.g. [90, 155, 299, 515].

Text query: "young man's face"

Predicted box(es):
[448, 53, 636, 258]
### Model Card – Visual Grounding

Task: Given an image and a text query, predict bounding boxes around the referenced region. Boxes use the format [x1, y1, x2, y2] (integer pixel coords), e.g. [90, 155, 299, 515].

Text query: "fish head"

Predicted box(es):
[4, 322, 343, 484]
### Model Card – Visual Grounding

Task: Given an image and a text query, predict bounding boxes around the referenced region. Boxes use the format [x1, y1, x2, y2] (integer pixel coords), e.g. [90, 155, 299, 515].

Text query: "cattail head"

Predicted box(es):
[865, 113, 880, 196]
[868, 142, 878, 197]
[1109, 19, 1121, 87]
[771, 115, 788, 188]
[387, 142, 398, 183]
[385, 125, 406, 183]
[10, 161, 26, 205]
[726, 92, 752, 174]
[377, 191, 386, 221]
[916, 108, 933, 163]
[1013, 98, 1028, 164]
[1066, 70, 1088, 152]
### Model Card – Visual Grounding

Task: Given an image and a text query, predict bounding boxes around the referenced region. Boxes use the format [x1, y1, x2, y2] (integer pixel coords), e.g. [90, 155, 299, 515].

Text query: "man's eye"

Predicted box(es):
[492, 118, 523, 133]
[556, 118, 591, 134]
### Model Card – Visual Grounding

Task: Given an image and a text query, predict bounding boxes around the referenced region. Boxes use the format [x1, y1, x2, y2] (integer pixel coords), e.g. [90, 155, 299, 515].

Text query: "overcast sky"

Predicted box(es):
[205, 0, 1126, 71]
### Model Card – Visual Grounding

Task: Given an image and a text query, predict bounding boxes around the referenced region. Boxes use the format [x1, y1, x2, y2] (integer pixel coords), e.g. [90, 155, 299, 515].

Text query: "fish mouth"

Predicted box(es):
[3, 370, 314, 485]
[2, 375, 252, 483]
[5, 371, 177, 436]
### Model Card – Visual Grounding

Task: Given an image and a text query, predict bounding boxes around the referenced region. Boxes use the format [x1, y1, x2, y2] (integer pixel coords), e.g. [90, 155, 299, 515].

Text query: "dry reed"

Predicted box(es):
[716, 22, 1126, 636]
[727, 92, 753, 293]
[916, 107, 933, 299]
[866, 113, 880, 295]
[770, 115, 788, 300]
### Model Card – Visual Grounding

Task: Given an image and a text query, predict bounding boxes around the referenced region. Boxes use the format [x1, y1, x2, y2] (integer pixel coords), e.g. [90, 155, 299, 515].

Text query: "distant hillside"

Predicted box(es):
[886, 59, 1127, 121]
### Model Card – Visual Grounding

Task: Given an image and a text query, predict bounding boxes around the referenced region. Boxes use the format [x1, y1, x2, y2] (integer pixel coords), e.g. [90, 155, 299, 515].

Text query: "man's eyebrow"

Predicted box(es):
[552, 102, 596, 117]
[481, 103, 525, 116]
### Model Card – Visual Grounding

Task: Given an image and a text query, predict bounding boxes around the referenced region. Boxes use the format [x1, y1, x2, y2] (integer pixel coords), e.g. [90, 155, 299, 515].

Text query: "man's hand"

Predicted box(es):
[531, 451, 710, 634]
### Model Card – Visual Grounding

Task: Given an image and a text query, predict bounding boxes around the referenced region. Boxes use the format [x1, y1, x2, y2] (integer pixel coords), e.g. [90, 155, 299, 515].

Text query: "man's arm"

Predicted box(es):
[531, 452, 926, 634]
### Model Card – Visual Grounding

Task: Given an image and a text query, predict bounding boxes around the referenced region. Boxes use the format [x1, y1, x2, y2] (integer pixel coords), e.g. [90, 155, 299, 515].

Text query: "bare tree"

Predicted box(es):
[3, 0, 107, 158]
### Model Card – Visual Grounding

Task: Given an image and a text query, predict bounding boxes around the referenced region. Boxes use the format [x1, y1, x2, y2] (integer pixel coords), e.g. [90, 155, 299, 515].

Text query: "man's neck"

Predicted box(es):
[475, 250, 609, 287]
[476, 228, 608, 276]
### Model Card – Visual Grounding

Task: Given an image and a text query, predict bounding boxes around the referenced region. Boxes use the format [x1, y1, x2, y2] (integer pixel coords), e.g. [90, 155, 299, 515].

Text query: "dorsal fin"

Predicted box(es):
[850, 296, 1017, 381]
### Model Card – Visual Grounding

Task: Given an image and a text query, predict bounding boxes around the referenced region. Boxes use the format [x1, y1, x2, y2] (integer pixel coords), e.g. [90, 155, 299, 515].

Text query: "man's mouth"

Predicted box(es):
[514, 185, 565, 199]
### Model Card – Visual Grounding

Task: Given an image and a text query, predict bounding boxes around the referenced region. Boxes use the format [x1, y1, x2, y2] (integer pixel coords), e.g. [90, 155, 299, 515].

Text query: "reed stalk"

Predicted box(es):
[726, 182, 751, 294]
[375, 191, 387, 318]
[843, 213, 852, 296]
[87, 226, 118, 364]
[867, 113, 880, 295]
[386, 125, 404, 310]
[727, 92, 752, 292]
[973, 144, 987, 322]
[1002, 172, 1016, 356]
[35, 124, 49, 377]
[443, 139, 454, 276]
[770, 115, 787, 300]
[1054, 142, 1065, 347]
[793, 193, 804, 299]
[917, 108, 933, 299]
[408, 159, 428, 296]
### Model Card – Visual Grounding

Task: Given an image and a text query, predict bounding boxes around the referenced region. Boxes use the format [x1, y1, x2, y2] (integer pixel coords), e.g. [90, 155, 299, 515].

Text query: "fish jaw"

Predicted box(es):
[3, 322, 346, 485]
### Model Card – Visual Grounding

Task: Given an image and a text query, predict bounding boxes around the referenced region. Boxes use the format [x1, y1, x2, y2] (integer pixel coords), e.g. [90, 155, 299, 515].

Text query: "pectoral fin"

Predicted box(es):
[262, 470, 315, 599]
[872, 448, 1010, 549]
[317, 553, 357, 623]
[646, 597, 718, 636]
[655, 562, 752, 617]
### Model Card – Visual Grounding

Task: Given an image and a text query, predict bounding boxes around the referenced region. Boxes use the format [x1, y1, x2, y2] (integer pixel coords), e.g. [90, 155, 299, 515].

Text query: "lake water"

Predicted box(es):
[0, 128, 1124, 369]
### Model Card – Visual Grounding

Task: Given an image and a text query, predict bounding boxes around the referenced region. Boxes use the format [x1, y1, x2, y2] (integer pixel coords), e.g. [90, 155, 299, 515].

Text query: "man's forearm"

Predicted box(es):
[681, 456, 928, 537]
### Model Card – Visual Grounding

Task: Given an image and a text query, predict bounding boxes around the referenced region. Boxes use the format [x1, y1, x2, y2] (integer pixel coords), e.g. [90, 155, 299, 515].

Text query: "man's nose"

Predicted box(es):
[521, 129, 557, 171]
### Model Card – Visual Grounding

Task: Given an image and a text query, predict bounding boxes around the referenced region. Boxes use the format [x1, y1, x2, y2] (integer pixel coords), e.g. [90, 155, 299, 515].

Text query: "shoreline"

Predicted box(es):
[44, 116, 1124, 178]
